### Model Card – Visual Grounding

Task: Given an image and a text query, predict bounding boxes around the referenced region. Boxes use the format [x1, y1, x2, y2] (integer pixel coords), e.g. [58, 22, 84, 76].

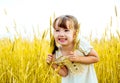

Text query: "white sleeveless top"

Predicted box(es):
[55, 36, 98, 83]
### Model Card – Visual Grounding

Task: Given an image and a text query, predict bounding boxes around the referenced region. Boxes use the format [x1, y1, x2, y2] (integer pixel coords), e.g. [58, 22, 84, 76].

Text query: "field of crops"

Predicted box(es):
[0, 28, 120, 83]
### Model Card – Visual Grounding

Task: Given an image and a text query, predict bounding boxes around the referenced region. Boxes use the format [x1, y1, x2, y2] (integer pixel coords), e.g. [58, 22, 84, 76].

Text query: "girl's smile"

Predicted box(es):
[58, 37, 67, 43]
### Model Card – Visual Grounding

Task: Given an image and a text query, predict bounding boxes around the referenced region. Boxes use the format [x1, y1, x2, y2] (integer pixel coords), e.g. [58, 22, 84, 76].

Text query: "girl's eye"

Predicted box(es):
[55, 30, 60, 32]
[64, 29, 69, 32]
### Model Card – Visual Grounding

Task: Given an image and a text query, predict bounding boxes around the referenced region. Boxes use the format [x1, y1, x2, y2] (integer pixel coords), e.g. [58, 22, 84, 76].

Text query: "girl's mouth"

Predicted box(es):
[58, 38, 67, 43]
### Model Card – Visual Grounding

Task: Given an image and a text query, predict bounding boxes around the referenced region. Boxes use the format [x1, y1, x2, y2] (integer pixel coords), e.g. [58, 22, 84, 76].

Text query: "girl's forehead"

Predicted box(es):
[54, 19, 74, 29]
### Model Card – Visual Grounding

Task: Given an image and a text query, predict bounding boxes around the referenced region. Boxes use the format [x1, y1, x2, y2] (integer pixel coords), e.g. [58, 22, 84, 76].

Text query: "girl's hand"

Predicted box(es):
[68, 49, 99, 64]
[46, 54, 55, 64]
[46, 54, 68, 77]
[67, 51, 80, 62]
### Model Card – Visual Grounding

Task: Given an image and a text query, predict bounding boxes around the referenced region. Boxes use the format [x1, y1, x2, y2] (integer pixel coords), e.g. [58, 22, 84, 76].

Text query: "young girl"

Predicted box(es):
[46, 15, 99, 83]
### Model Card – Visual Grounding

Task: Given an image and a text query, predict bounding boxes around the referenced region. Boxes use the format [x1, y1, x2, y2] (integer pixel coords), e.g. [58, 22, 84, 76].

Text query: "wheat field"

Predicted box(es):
[0, 27, 120, 83]
[0, 6, 120, 83]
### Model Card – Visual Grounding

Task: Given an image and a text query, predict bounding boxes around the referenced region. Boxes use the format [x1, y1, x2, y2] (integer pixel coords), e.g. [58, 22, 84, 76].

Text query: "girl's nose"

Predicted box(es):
[59, 31, 64, 36]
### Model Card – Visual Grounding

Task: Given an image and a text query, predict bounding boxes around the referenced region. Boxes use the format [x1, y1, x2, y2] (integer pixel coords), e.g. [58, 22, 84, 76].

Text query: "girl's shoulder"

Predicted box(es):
[79, 36, 90, 45]
[78, 36, 93, 55]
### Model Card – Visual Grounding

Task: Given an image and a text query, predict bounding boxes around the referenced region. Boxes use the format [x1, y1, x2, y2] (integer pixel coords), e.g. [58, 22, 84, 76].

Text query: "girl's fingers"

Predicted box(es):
[67, 51, 74, 57]
[48, 54, 53, 57]
[46, 54, 54, 64]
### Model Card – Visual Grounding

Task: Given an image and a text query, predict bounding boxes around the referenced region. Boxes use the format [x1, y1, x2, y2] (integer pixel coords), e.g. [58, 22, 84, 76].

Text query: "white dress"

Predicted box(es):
[55, 36, 98, 83]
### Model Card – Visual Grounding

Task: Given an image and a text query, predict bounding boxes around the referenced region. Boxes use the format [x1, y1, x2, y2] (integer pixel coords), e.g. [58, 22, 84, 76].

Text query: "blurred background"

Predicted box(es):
[0, 0, 120, 40]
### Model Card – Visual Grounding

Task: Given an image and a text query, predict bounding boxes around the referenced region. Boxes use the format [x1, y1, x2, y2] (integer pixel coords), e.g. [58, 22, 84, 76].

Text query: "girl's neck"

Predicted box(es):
[60, 44, 74, 52]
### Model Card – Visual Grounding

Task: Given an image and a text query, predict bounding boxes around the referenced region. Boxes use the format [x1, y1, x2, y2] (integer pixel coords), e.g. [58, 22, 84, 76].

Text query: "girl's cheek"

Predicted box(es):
[54, 36, 58, 42]
[54, 33, 59, 38]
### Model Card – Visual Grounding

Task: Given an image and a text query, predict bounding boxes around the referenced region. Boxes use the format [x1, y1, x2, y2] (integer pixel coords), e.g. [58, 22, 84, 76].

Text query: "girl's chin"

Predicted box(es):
[57, 41, 68, 45]
[58, 41, 66, 44]
[58, 43, 67, 46]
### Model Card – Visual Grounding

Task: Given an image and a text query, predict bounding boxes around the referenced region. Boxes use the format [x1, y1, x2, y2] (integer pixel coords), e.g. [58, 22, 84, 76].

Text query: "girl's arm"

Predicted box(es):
[52, 63, 68, 77]
[69, 49, 99, 64]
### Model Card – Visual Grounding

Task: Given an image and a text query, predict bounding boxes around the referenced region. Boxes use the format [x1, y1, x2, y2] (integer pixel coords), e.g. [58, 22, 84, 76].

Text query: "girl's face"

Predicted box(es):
[53, 20, 76, 46]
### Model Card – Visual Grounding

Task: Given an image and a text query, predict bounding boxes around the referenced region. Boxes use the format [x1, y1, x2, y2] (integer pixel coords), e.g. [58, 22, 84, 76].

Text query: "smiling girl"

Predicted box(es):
[46, 15, 99, 83]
